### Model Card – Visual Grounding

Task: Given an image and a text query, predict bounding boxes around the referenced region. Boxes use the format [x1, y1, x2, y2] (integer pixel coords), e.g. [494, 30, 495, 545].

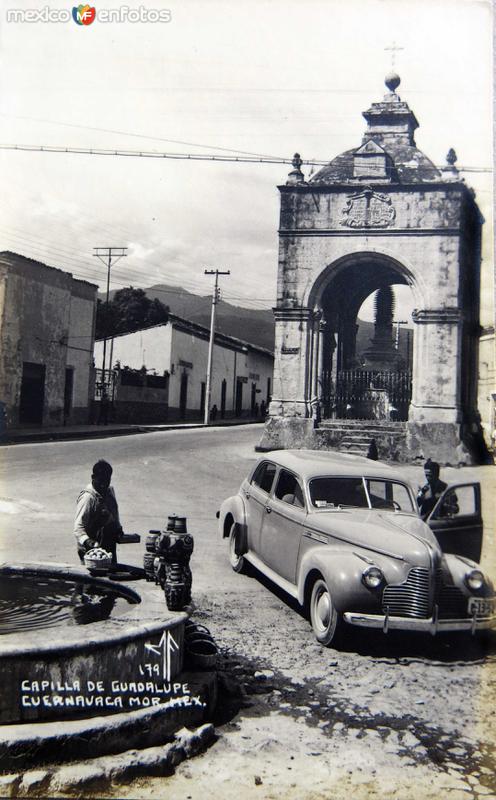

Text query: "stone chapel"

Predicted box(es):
[259, 73, 484, 464]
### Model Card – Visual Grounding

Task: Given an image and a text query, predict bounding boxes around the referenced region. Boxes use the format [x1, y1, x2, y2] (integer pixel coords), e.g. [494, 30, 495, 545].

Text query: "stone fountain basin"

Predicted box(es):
[0, 563, 190, 725]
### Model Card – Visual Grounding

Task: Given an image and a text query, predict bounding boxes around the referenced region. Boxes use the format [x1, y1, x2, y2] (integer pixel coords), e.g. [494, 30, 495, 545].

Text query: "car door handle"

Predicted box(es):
[265, 506, 271, 514]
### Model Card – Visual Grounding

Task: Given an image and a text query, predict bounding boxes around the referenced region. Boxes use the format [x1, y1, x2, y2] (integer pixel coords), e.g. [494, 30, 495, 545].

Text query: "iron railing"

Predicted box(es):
[323, 369, 412, 421]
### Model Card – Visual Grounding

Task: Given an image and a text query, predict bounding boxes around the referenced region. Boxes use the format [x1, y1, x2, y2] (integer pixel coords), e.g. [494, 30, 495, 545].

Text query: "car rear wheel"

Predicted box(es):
[310, 578, 343, 647]
[228, 523, 246, 574]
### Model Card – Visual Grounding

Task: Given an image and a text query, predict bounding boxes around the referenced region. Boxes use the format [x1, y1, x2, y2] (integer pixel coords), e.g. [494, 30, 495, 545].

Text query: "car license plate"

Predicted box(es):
[468, 597, 496, 617]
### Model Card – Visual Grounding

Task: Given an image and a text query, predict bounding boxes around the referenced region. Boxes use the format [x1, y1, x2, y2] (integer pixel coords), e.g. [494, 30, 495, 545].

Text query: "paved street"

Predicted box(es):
[1, 427, 495, 799]
[0, 425, 264, 588]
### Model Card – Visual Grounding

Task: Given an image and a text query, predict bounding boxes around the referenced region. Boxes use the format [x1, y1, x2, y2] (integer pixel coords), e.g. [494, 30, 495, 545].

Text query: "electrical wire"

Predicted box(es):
[0, 144, 301, 165]
[0, 235, 276, 308]
[0, 143, 491, 172]
[0, 113, 294, 160]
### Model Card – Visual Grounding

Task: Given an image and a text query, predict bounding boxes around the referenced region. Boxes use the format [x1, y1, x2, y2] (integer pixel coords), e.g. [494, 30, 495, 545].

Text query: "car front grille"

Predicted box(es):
[437, 584, 467, 618]
[382, 567, 469, 620]
[382, 567, 431, 618]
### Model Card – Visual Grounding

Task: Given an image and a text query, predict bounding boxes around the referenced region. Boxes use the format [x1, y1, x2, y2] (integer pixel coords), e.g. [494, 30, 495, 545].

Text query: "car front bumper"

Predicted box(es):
[343, 609, 496, 635]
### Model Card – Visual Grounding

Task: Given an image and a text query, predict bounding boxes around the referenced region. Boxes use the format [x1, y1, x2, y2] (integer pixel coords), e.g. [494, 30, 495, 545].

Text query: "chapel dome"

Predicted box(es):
[310, 143, 441, 184]
[310, 74, 442, 185]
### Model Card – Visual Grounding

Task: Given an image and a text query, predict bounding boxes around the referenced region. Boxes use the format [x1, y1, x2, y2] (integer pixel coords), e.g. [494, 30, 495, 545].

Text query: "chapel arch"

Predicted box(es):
[305, 253, 418, 421]
[306, 251, 424, 312]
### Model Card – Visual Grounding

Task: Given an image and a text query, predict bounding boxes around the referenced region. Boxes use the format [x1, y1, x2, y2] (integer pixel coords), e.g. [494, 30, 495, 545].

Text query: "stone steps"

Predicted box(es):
[316, 419, 408, 458]
[340, 440, 374, 456]
[319, 420, 406, 433]
[341, 436, 373, 444]
[320, 428, 406, 440]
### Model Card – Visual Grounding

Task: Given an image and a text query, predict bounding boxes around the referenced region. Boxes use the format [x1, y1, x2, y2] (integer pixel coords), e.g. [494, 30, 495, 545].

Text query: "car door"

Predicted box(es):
[259, 468, 306, 584]
[427, 482, 483, 563]
[243, 461, 277, 553]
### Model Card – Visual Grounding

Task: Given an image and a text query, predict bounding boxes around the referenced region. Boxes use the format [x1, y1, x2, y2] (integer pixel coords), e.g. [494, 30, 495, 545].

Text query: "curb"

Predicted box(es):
[0, 420, 264, 446]
[0, 671, 217, 771]
[3, 722, 216, 796]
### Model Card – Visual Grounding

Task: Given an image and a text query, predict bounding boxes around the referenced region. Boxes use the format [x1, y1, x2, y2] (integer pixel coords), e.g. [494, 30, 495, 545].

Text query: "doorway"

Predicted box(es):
[220, 379, 226, 419]
[235, 378, 243, 417]
[179, 373, 188, 419]
[19, 362, 45, 425]
[64, 367, 74, 423]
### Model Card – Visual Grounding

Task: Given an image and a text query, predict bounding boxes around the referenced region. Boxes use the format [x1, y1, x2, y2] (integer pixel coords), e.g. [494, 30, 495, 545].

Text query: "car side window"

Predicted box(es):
[367, 480, 392, 509]
[366, 480, 414, 512]
[274, 469, 305, 508]
[251, 462, 277, 495]
[439, 487, 469, 518]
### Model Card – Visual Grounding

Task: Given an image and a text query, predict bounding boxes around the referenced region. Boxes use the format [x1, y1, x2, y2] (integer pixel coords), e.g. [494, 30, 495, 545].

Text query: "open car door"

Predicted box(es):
[427, 482, 483, 563]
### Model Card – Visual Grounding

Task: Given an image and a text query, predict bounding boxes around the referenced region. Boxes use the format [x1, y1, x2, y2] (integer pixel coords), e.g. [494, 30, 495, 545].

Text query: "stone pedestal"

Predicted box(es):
[356, 388, 389, 420]
[257, 416, 475, 465]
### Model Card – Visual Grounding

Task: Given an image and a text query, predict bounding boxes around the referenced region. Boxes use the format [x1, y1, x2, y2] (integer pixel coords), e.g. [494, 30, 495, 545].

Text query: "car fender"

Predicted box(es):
[443, 553, 495, 597]
[297, 546, 384, 612]
[218, 494, 247, 547]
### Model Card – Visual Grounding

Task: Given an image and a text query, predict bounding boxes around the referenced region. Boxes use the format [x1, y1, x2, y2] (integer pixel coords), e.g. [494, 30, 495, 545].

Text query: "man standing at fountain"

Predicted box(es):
[74, 459, 123, 564]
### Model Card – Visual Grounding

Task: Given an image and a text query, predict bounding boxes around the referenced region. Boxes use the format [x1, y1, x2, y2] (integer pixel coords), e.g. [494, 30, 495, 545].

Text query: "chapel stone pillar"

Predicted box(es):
[309, 311, 325, 421]
[269, 307, 313, 419]
[409, 308, 463, 424]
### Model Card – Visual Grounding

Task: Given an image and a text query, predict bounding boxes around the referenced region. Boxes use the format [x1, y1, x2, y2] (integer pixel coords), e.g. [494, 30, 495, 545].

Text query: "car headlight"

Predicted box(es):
[465, 569, 485, 591]
[362, 566, 384, 589]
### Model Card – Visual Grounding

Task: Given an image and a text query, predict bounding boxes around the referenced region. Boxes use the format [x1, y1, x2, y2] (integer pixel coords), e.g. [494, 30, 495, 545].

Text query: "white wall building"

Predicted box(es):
[94, 314, 274, 422]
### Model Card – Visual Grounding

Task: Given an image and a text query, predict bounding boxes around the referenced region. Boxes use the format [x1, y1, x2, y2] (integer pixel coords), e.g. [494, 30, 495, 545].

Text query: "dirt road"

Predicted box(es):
[106, 572, 496, 800]
[1, 426, 495, 799]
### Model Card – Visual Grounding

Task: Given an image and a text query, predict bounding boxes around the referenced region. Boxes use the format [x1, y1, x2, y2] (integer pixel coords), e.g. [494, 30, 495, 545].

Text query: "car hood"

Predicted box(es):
[306, 508, 440, 565]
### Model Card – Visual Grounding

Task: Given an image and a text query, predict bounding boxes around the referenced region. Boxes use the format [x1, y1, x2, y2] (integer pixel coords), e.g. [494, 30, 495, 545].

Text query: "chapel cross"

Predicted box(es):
[384, 41, 404, 69]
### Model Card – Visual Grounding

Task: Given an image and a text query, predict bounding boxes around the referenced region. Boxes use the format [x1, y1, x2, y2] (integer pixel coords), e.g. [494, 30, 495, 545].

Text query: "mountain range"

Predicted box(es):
[105, 283, 412, 361]
[107, 283, 276, 351]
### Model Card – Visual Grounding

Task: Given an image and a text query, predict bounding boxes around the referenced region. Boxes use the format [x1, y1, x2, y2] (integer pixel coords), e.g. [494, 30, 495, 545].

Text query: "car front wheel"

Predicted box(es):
[228, 523, 246, 574]
[310, 577, 343, 647]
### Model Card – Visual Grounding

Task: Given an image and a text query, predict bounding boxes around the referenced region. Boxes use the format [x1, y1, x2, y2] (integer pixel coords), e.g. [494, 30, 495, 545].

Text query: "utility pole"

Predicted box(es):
[204, 268, 230, 424]
[394, 319, 408, 351]
[93, 247, 127, 398]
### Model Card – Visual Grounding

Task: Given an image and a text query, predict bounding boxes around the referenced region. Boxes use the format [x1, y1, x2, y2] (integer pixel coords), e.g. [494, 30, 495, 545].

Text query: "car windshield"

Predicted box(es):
[309, 477, 415, 513]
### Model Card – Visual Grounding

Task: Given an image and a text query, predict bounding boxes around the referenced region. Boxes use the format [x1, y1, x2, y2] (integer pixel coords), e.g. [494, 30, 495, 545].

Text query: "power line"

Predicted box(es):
[0, 231, 276, 310]
[0, 223, 205, 293]
[0, 143, 299, 165]
[0, 143, 491, 172]
[0, 113, 290, 160]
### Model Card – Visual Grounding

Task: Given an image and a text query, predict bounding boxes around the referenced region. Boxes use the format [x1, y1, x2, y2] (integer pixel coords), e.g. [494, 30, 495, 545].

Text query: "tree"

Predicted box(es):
[96, 287, 169, 338]
[95, 299, 116, 339]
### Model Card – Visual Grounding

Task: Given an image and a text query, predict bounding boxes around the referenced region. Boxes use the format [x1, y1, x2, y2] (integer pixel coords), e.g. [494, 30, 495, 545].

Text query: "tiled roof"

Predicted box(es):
[310, 143, 441, 185]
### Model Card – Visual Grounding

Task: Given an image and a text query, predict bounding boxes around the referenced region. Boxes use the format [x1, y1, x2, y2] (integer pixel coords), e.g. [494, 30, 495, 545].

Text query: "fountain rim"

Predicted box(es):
[0, 562, 190, 658]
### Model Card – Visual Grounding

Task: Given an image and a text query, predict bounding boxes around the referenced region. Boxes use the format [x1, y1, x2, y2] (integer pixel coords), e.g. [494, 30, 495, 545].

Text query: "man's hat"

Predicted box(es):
[424, 458, 439, 476]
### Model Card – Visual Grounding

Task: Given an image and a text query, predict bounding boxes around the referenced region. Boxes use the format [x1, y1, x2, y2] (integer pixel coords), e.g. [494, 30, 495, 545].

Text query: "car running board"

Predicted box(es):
[244, 552, 299, 601]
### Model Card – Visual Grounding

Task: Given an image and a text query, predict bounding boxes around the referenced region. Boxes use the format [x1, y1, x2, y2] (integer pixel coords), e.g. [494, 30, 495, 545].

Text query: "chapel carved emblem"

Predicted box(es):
[341, 188, 396, 228]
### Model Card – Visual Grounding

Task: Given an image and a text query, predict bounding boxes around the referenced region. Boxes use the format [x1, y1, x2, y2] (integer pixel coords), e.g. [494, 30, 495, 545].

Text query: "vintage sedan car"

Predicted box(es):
[218, 450, 496, 646]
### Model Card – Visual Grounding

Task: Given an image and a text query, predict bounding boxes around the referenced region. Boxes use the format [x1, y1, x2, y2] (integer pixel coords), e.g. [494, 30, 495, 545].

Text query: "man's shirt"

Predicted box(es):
[74, 483, 121, 546]
[417, 478, 448, 520]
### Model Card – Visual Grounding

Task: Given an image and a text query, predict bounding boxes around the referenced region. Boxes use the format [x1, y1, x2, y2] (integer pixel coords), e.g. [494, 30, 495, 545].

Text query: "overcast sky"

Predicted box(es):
[0, 0, 492, 323]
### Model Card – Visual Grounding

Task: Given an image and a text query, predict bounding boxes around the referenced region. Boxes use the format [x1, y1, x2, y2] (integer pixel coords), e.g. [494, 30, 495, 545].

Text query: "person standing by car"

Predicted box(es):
[74, 459, 123, 564]
[416, 459, 448, 520]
